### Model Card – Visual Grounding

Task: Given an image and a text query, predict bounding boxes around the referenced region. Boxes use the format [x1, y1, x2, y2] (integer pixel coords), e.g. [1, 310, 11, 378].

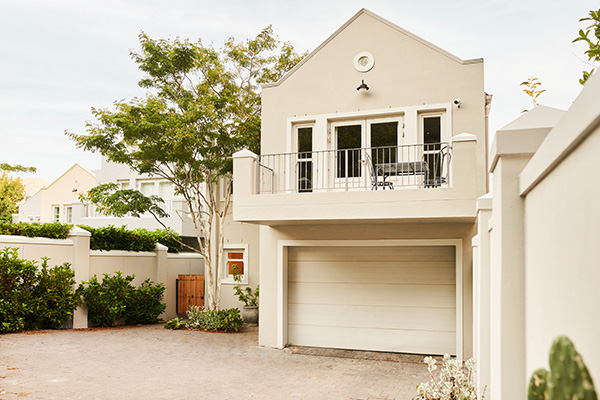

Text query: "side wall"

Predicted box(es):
[258, 222, 475, 357]
[523, 124, 600, 383]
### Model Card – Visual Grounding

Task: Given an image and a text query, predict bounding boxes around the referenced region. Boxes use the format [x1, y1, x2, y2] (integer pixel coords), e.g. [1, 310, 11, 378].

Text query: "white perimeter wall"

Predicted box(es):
[0, 232, 204, 324]
[523, 122, 600, 382]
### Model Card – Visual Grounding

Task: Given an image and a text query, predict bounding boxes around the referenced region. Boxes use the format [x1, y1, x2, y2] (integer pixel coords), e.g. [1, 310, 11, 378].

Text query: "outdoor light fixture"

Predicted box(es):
[356, 80, 369, 92]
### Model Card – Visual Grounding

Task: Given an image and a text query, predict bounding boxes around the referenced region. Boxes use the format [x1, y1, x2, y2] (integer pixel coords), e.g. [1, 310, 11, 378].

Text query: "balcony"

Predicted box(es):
[233, 133, 480, 225]
[258, 143, 451, 194]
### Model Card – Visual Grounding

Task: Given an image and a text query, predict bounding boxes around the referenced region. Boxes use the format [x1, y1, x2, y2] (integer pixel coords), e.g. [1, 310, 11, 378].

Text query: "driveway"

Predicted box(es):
[0, 324, 430, 399]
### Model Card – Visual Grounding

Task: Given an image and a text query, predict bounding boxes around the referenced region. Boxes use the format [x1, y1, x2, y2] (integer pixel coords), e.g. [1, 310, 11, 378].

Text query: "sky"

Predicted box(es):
[1, 0, 597, 183]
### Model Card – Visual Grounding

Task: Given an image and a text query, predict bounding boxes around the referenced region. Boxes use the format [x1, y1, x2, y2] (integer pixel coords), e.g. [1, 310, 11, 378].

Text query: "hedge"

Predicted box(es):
[78, 225, 182, 253]
[0, 222, 72, 239]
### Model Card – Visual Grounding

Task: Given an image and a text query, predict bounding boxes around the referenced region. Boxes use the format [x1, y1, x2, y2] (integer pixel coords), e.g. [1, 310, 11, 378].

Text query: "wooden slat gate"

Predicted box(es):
[177, 275, 204, 315]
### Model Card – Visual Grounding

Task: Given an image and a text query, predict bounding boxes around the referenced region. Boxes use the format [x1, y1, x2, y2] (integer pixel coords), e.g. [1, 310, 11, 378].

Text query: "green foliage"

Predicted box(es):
[0, 248, 79, 333]
[123, 279, 166, 324]
[66, 27, 305, 310]
[78, 272, 134, 327]
[185, 305, 243, 332]
[0, 221, 73, 239]
[81, 183, 169, 219]
[78, 272, 166, 327]
[0, 248, 37, 333]
[573, 9, 600, 84]
[527, 336, 597, 400]
[0, 163, 36, 173]
[28, 259, 81, 329]
[232, 266, 259, 307]
[78, 224, 181, 253]
[0, 173, 27, 222]
[164, 317, 186, 330]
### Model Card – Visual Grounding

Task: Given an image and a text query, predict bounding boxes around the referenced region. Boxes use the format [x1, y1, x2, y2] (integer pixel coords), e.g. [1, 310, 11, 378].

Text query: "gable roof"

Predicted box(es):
[264, 8, 483, 89]
[42, 163, 96, 192]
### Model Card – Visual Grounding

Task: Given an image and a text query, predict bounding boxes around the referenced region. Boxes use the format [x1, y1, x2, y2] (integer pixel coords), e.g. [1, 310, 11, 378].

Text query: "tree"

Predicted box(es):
[67, 27, 305, 310]
[520, 77, 545, 113]
[0, 164, 36, 222]
[573, 9, 600, 85]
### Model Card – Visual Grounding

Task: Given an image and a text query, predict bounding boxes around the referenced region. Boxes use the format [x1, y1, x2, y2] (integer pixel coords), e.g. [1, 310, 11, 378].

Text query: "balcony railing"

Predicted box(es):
[258, 143, 451, 194]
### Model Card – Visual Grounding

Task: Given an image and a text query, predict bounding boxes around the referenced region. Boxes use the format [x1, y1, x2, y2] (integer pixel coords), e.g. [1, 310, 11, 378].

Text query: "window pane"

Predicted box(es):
[423, 116, 441, 148]
[336, 125, 361, 178]
[228, 261, 244, 275]
[140, 182, 155, 196]
[297, 127, 312, 157]
[159, 182, 172, 199]
[371, 122, 398, 165]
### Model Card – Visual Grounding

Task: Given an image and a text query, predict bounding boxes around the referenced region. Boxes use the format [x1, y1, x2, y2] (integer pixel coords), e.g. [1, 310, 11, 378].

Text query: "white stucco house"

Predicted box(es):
[233, 9, 490, 359]
[17, 163, 96, 224]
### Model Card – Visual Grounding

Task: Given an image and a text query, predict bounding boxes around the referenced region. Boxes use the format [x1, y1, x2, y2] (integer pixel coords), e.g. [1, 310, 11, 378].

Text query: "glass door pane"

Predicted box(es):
[297, 127, 312, 192]
[336, 125, 361, 178]
[370, 121, 398, 166]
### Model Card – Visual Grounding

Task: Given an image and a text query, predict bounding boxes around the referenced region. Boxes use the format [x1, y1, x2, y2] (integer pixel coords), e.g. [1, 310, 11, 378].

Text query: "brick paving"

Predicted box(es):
[0, 324, 430, 399]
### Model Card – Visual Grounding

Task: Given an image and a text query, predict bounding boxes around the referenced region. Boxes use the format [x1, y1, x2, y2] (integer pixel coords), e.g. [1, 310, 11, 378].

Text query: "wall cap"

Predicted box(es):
[452, 133, 477, 143]
[232, 148, 258, 160]
[68, 226, 92, 238]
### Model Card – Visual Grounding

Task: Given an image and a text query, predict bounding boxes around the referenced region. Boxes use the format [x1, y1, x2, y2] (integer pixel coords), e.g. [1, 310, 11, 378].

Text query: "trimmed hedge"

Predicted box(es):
[0, 222, 72, 239]
[168, 305, 243, 332]
[78, 225, 182, 253]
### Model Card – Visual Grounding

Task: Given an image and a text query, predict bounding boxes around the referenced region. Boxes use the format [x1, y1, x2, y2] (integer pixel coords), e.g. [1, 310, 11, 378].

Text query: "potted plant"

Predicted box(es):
[232, 266, 259, 325]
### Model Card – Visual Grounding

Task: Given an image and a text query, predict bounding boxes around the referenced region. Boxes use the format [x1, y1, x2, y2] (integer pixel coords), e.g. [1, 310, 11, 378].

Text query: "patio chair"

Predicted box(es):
[424, 144, 452, 188]
[364, 151, 394, 190]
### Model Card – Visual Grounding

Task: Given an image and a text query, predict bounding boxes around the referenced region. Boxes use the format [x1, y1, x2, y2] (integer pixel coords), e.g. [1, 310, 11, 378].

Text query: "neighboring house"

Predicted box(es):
[17, 164, 96, 223]
[233, 9, 489, 358]
[79, 156, 260, 310]
[473, 74, 600, 398]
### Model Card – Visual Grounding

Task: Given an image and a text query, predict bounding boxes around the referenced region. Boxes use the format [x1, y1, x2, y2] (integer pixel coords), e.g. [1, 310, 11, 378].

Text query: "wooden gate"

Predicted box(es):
[177, 275, 204, 314]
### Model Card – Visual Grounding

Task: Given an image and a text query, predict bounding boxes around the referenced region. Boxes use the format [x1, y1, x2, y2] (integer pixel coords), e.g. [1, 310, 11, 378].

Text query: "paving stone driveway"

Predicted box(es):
[0, 324, 429, 399]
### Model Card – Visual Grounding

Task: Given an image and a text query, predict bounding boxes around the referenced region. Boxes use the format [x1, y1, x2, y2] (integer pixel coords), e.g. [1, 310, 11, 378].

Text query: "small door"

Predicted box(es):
[177, 275, 204, 314]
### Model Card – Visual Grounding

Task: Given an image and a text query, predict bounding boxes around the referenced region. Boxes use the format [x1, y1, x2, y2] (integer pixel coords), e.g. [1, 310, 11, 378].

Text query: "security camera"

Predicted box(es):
[453, 98, 462, 108]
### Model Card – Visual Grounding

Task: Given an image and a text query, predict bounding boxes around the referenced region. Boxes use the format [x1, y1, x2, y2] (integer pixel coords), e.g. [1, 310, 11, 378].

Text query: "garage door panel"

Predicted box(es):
[287, 245, 457, 355]
[288, 303, 456, 331]
[289, 282, 455, 308]
[288, 325, 456, 355]
[288, 261, 455, 285]
[288, 246, 455, 262]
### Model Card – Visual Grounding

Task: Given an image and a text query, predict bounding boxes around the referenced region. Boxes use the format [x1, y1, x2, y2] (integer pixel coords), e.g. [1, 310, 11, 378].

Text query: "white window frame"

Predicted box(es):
[64, 205, 73, 224]
[222, 244, 249, 285]
[52, 205, 60, 222]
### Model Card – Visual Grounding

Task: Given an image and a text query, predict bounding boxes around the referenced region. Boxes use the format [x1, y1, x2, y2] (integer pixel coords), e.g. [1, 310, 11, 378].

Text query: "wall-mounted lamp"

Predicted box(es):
[356, 80, 369, 92]
[71, 188, 77, 192]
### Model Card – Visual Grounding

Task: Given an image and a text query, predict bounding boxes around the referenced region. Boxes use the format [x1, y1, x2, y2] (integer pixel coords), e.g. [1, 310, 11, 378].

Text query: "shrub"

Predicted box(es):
[415, 354, 480, 400]
[79, 225, 155, 252]
[0, 248, 79, 333]
[124, 279, 166, 324]
[78, 272, 167, 327]
[184, 305, 243, 332]
[78, 225, 182, 253]
[0, 248, 37, 333]
[0, 221, 72, 239]
[164, 317, 186, 330]
[78, 272, 134, 327]
[27, 259, 81, 329]
[232, 267, 259, 307]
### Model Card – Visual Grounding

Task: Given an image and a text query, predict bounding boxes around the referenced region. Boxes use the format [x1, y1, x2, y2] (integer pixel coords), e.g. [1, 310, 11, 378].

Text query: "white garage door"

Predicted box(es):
[287, 246, 456, 355]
